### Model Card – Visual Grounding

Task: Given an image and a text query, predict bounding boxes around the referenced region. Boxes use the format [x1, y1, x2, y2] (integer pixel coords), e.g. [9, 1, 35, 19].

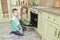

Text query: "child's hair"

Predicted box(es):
[20, 5, 28, 14]
[12, 8, 17, 13]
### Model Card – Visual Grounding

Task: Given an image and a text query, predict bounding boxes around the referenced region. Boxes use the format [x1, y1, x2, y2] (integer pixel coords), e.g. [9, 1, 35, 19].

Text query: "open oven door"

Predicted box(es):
[25, 11, 38, 28]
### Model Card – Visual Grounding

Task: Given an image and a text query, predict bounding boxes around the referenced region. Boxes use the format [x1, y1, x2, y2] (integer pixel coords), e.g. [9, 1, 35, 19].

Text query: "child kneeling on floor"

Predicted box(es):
[10, 8, 26, 36]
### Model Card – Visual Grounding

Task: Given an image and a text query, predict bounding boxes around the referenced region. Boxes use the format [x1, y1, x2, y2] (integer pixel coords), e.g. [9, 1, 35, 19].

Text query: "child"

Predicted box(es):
[20, 5, 29, 26]
[10, 8, 24, 36]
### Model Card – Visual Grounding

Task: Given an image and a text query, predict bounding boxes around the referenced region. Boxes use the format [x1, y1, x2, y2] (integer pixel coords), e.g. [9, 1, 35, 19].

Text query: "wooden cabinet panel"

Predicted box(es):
[57, 30, 60, 40]
[0, 0, 3, 19]
[1, 0, 7, 3]
[28, 0, 39, 6]
[0, 0, 11, 22]
[57, 16, 60, 26]
[39, 0, 47, 6]
[2, 5, 8, 11]
[58, 38, 60, 40]
[36, 10, 60, 40]
[45, 12, 58, 24]
[39, 0, 55, 7]
[1, 0, 8, 14]
[22, 0, 28, 5]
[54, 0, 60, 7]
[38, 11, 43, 35]
[44, 21, 58, 40]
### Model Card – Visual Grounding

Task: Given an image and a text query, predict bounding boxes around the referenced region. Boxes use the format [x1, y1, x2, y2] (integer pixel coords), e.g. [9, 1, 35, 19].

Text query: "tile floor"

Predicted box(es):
[0, 22, 41, 40]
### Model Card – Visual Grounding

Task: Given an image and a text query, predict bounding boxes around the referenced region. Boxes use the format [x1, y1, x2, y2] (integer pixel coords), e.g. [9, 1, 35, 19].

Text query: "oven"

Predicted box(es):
[29, 8, 38, 28]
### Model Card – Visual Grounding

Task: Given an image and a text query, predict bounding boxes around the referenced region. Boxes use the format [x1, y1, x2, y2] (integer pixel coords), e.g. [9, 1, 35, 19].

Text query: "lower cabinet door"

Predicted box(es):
[0, 0, 3, 20]
[58, 38, 60, 40]
[57, 34, 60, 40]
[58, 37, 60, 40]
[57, 30, 60, 40]
[44, 21, 58, 40]
[38, 11, 42, 35]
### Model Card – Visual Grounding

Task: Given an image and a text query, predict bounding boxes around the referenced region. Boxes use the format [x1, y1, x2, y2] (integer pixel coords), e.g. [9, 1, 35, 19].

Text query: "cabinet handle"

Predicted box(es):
[55, 29, 57, 36]
[44, 38, 45, 40]
[48, 17, 49, 19]
[53, 19, 55, 21]
[58, 31, 60, 38]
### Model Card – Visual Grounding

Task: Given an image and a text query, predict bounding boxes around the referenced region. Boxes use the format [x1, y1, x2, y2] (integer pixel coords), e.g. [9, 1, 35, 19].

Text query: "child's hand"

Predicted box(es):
[19, 28, 24, 34]
[24, 19, 29, 22]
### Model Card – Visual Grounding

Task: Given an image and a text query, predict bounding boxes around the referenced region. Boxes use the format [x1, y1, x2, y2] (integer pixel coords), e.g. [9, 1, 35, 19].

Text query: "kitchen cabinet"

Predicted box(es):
[29, 7, 60, 40]
[57, 16, 60, 26]
[0, 0, 3, 20]
[28, 0, 39, 6]
[0, 0, 11, 22]
[28, 0, 33, 5]
[39, 0, 55, 7]
[44, 21, 58, 40]
[22, 0, 28, 5]
[11, 0, 22, 6]
[39, 0, 60, 7]
[34, 0, 39, 5]
[57, 16, 60, 40]
[54, 0, 60, 7]
[39, 0, 47, 6]
[45, 12, 58, 24]
[57, 30, 60, 40]
[41, 12, 60, 40]
[24, 0, 28, 5]
[38, 10, 43, 36]
[32, 9, 60, 40]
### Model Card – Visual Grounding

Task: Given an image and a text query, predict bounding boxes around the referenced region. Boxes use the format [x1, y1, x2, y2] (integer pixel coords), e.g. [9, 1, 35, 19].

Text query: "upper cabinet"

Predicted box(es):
[0, 0, 11, 22]
[10, 0, 60, 7]
[11, 0, 20, 6]
[39, 0, 55, 7]
[22, 0, 28, 6]
[28, 0, 40, 6]
[28, 0, 55, 7]
[1, 0, 8, 14]
[10, 0, 28, 6]
[54, 0, 60, 7]
[39, 0, 60, 7]
[1, 0, 11, 19]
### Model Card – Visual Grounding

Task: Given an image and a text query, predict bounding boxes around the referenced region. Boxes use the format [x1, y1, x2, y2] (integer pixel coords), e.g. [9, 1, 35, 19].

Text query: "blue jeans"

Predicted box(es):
[22, 26, 27, 32]
[10, 27, 27, 36]
[10, 31, 24, 36]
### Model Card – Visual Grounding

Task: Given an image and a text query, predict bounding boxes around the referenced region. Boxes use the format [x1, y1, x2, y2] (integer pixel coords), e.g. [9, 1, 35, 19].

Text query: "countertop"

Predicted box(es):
[29, 6, 60, 16]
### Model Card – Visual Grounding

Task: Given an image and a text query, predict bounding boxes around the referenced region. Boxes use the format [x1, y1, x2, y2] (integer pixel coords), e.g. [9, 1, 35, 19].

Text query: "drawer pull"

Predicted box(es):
[53, 19, 55, 21]
[48, 17, 49, 19]
[58, 31, 60, 38]
[55, 29, 57, 36]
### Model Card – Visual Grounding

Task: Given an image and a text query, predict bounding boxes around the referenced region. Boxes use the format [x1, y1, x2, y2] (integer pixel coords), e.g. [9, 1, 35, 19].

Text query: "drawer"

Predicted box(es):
[0, 14, 2, 19]
[57, 16, 60, 25]
[52, 14, 58, 24]
[45, 12, 58, 24]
